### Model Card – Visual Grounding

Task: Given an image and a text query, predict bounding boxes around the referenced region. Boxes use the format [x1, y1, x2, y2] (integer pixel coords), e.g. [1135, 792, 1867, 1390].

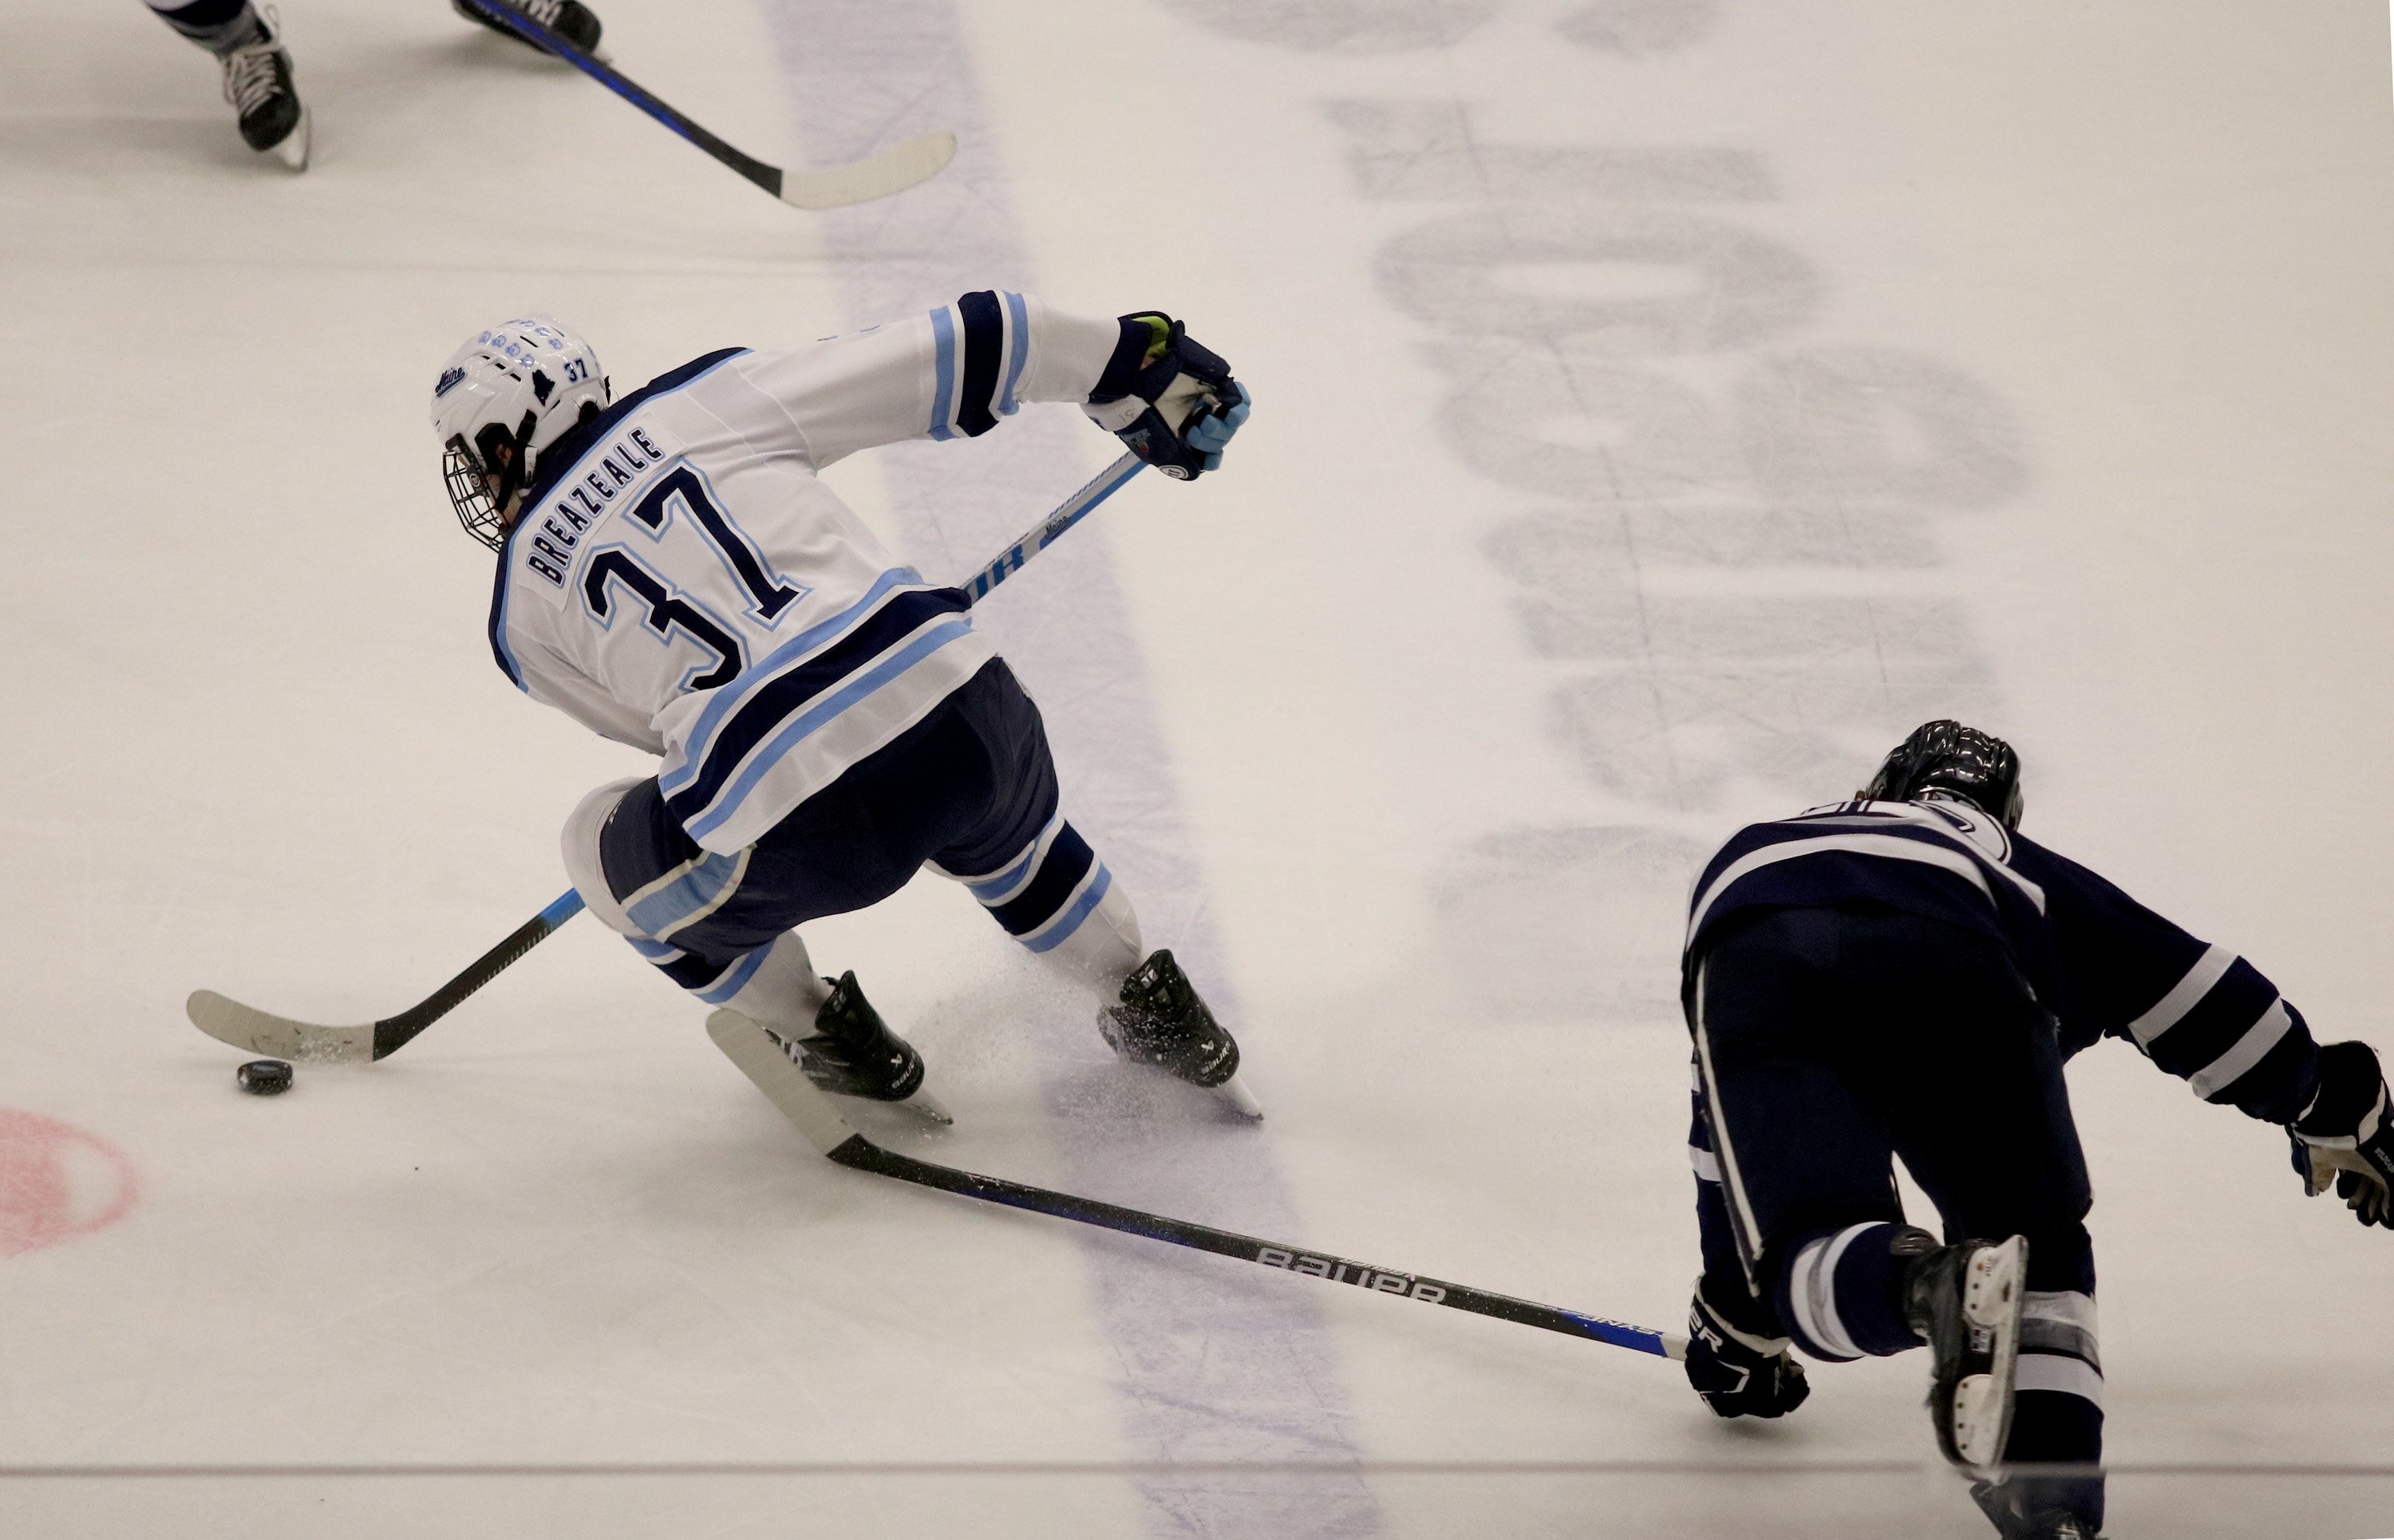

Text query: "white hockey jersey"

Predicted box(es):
[487, 291, 1125, 853]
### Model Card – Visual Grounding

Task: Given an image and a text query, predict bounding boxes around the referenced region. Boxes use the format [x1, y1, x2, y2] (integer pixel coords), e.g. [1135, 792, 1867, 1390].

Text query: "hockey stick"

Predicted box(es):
[964, 453, 1145, 601]
[187, 456, 1156, 1064]
[456, 0, 954, 211]
[708, 1009, 1687, 1361]
[188, 890, 587, 1064]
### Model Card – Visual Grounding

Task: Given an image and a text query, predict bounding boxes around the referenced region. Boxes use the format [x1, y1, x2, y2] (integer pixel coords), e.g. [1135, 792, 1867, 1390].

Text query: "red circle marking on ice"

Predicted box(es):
[0, 1109, 139, 1259]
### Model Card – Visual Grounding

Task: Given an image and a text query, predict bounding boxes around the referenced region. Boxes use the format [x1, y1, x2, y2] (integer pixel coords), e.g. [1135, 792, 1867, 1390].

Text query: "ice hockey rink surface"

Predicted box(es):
[3, 2, 2391, 1535]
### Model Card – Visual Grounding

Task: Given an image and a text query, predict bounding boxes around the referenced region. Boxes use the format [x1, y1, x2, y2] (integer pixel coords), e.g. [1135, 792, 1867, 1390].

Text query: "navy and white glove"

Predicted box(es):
[2289, 1040, 2394, 1230]
[1084, 312, 1250, 480]
[1685, 1276, 1811, 1419]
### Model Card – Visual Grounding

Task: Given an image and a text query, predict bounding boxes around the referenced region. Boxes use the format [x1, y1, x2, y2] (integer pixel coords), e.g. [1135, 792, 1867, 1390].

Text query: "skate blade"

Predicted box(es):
[1950, 1372, 2009, 1470]
[1950, 1236, 2027, 1471]
[1212, 1074, 1264, 1121]
[268, 107, 310, 171]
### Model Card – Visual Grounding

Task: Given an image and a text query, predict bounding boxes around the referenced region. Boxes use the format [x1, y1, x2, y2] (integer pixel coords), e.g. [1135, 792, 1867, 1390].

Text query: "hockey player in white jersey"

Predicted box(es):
[1675, 721, 2392, 1539]
[429, 301, 1258, 1120]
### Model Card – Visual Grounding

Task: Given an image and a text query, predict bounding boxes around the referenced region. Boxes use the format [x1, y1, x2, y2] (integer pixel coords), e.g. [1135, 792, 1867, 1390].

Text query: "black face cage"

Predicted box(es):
[443, 433, 505, 551]
[442, 412, 535, 554]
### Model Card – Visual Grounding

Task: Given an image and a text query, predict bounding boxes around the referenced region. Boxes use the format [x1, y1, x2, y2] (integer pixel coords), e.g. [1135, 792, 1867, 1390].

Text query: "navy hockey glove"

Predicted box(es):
[2289, 1040, 2394, 1230]
[1685, 1277, 1811, 1419]
[1084, 313, 1247, 480]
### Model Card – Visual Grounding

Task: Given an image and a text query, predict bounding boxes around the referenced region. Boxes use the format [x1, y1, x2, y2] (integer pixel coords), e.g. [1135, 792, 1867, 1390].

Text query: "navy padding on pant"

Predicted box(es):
[598, 658, 1060, 966]
[152, 0, 251, 25]
[1694, 903, 2104, 1519]
[1697, 906, 2096, 1295]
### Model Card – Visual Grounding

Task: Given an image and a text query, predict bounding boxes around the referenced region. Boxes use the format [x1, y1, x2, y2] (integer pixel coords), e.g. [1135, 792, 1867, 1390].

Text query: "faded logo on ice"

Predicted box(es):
[0, 1109, 139, 1259]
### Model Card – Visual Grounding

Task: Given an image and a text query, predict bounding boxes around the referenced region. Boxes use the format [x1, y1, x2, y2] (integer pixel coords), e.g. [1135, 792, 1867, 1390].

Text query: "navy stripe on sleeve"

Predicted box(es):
[955, 290, 1005, 437]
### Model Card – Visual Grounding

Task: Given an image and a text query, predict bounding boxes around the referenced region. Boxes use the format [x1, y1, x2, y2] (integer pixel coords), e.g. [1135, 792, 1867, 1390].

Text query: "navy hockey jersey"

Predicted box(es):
[1684, 796, 2319, 1122]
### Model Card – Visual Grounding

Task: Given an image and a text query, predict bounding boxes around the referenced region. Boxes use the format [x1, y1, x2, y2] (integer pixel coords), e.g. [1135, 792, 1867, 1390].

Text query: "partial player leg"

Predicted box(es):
[147, 0, 306, 166]
[559, 776, 949, 1119]
[1693, 907, 2055, 1498]
[923, 663, 1258, 1112]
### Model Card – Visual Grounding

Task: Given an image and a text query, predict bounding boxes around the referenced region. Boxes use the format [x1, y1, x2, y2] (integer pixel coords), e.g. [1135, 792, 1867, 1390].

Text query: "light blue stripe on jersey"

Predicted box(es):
[681, 615, 979, 846]
[625, 849, 748, 938]
[1022, 863, 1112, 954]
[657, 566, 926, 801]
[965, 811, 1063, 902]
[998, 290, 1030, 415]
[927, 305, 959, 440]
[627, 937, 683, 962]
[694, 944, 770, 1005]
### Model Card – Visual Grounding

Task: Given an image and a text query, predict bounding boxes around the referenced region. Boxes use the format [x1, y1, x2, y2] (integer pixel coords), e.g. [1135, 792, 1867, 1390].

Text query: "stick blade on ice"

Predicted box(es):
[780, 131, 956, 210]
[185, 989, 373, 1064]
[707, 1009, 865, 1155]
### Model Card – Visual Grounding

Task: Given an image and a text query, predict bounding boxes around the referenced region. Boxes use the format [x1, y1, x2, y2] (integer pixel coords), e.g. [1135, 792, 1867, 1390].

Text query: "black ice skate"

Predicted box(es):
[1099, 950, 1262, 1118]
[767, 972, 950, 1126]
[453, 0, 606, 58]
[1969, 1478, 2106, 1540]
[1902, 1230, 2029, 1471]
[219, 9, 306, 169]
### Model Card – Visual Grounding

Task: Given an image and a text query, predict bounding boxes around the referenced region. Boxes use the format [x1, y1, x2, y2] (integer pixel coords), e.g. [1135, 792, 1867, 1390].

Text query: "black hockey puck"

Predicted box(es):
[237, 1060, 294, 1096]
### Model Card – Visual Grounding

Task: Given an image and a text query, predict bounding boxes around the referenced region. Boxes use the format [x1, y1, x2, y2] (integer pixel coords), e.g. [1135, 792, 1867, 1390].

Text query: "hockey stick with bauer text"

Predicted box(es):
[186, 454, 1154, 1064]
[708, 1009, 1688, 1362]
[456, 0, 954, 211]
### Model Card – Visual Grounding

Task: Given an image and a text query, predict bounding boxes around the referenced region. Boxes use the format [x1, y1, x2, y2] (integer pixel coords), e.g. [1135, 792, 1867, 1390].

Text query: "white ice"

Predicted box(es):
[2, 2, 2391, 1536]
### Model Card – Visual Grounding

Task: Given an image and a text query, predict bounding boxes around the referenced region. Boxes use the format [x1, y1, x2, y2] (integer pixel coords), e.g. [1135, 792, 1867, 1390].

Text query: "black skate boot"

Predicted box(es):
[1099, 950, 1261, 1116]
[1900, 1229, 2028, 1471]
[219, 8, 306, 169]
[453, 0, 605, 57]
[1969, 1478, 2106, 1540]
[768, 972, 950, 1124]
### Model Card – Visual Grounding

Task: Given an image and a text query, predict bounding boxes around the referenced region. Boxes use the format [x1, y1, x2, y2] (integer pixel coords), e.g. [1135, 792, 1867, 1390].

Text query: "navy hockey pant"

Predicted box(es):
[147, 0, 263, 52]
[591, 659, 1124, 996]
[1689, 906, 2104, 1522]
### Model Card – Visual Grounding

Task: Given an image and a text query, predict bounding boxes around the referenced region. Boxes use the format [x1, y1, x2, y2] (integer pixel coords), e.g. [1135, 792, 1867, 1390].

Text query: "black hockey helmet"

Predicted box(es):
[1859, 720, 2024, 829]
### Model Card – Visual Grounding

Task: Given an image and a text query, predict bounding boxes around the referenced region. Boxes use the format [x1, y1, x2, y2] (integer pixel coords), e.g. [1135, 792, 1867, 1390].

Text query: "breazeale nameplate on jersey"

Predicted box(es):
[515, 421, 681, 601]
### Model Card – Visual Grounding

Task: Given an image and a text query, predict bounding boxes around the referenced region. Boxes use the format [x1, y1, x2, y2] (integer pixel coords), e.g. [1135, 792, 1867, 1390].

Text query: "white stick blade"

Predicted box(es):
[706, 1009, 862, 1155]
[780, 130, 956, 210]
[184, 989, 372, 1064]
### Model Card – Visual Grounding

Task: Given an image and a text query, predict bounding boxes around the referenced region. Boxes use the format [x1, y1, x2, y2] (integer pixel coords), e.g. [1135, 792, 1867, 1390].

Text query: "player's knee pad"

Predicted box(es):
[560, 776, 650, 937]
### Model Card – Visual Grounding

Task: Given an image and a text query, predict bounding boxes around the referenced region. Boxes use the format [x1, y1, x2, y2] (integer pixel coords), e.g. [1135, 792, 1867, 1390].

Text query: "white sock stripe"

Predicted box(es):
[2022, 1289, 2098, 1330]
[2015, 1352, 2106, 1408]
[1786, 1227, 1869, 1362]
[2189, 997, 2293, 1100]
[2127, 943, 2238, 1048]
[1688, 1144, 1722, 1183]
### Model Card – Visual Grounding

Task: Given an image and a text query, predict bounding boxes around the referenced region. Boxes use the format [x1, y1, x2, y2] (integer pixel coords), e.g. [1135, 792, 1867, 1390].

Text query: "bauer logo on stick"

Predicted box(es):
[1255, 1246, 1448, 1303]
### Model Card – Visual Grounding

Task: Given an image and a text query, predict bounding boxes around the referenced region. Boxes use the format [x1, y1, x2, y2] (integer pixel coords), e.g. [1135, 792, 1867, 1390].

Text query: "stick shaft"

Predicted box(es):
[828, 1135, 1684, 1360]
[962, 455, 1147, 602]
[370, 890, 585, 1059]
[458, 0, 784, 192]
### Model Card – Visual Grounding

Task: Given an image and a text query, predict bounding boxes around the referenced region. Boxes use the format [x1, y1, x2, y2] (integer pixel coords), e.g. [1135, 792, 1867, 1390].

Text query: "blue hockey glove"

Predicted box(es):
[1685, 1277, 1811, 1419]
[2289, 1040, 2394, 1230]
[1084, 313, 1245, 480]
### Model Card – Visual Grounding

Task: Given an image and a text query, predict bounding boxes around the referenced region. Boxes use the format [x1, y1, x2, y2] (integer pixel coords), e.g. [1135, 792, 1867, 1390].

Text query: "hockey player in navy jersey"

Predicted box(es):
[428, 301, 1258, 1122]
[1675, 721, 2392, 1540]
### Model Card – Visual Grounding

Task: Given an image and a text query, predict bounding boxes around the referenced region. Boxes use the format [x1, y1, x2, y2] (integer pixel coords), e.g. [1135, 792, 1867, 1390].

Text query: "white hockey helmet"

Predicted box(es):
[431, 315, 610, 551]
